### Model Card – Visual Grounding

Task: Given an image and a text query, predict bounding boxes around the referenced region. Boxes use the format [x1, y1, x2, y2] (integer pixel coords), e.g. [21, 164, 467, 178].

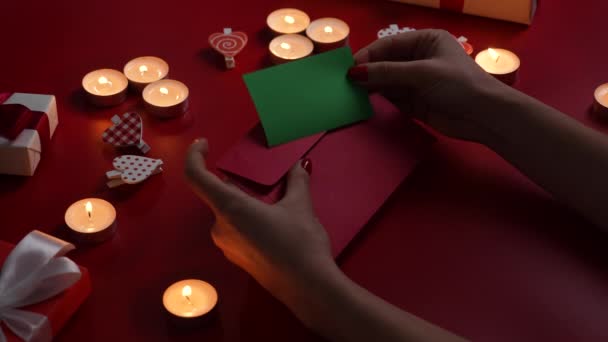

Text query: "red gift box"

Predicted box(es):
[0, 235, 91, 342]
[0, 92, 59, 176]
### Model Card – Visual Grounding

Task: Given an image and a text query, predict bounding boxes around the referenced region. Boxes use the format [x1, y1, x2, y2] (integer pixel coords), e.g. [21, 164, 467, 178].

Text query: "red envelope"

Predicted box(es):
[217, 95, 435, 256]
[216, 126, 324, 187]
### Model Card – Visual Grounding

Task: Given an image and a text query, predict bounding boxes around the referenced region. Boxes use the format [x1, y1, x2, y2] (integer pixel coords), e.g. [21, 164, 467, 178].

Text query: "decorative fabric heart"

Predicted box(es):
[377, 24, 415, 39]
[209, 28, 248, 58]
[461, 41, 473, 55]
[106, 155, 163, 187]
[102, 112, 150, 153]
[455, 36, 473, 55]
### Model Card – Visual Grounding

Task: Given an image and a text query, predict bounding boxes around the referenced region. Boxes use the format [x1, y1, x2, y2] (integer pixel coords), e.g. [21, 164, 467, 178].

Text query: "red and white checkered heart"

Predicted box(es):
[102, 112, 143, 147]
[113, 155, 162, 184]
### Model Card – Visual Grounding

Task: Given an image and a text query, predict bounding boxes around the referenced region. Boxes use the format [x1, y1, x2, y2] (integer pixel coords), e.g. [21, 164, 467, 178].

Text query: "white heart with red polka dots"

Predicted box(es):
[112, 155, 163, 184]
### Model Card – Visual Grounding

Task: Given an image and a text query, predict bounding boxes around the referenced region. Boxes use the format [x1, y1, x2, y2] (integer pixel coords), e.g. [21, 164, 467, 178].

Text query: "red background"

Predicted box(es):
[1, 0, 608, 341]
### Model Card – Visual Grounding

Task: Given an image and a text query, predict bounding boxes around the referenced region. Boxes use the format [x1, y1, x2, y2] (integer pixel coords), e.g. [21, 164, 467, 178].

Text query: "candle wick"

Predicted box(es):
[88, 211, 92, 220]
[495, 55, 500, 63]
[185, 295, 192, 305]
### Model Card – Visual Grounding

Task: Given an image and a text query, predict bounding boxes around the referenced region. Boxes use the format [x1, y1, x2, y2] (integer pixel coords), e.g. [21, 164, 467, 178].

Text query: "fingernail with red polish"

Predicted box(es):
[301, 158, 312, 175]
[347, 65, 368, 82]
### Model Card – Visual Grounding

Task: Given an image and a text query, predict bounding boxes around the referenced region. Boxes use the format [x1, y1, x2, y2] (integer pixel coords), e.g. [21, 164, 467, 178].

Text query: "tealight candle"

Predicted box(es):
[269, 34, 314, 64]
[123, 56, 169, 91]
[65, 198, 116, 243]
[593, 83, 608, 120]
[475, 48, 520, 85]
[82, 69, 128, 106]
[267, 8, 310, 35]
[306, 18, 350, 52]
[142, 79, 189, 118]
[163, 279, 218, 318]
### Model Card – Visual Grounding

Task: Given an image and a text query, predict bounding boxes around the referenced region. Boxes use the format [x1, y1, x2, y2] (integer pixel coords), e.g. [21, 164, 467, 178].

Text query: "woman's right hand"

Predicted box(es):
[350, 29, 513, 143]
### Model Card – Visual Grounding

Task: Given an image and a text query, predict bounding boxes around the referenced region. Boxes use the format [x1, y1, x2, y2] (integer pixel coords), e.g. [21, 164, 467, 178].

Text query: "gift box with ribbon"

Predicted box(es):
[0, 231, 91, 342]
[391, 0, 537, 25]
[0, 93, 58, 176]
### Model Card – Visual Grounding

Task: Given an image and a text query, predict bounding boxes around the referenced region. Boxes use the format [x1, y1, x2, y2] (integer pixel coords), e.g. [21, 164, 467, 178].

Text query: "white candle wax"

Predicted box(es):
[475, 48, 520, 75]
[123, 56, 169, 89]
[143, 79, 188, 107]
[65, 198, 116, 242]
[163, 279, 218, 318]
[595, 84, 608, 108]
[269, 34, 314, 64]
[82, 69, 128, 106]
[306, 18, 350, 45]
[143, 79, 189, 118]
[82, 70, 127, 96]
[593, 83, 608, 120]
[267, 8, 310, 35]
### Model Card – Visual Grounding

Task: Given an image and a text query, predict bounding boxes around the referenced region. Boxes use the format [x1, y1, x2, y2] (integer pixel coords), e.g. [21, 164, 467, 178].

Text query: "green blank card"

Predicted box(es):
[243, 47, 373, 146]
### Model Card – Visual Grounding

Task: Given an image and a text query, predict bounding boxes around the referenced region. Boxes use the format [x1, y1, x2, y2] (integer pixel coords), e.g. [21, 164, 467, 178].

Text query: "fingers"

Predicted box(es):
[185, 138, 209, 169]
[278, 160, 313, 210]
[185, 139, 252, 214]
[351, 59, 440, 90]
[354, 29, 445, 64]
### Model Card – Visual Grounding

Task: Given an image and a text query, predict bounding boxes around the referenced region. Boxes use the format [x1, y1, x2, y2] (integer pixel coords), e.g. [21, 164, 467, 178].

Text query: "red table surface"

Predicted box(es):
[1, 0, 608, 341]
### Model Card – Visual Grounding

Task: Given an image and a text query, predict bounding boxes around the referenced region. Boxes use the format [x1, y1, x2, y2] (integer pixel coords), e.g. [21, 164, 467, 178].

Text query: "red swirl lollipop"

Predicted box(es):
[209, 28, 248, 69]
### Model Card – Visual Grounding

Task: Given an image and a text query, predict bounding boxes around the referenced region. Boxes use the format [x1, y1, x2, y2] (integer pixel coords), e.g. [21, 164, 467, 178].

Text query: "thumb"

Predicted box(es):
[278, 160, 313, 210]
[351, 60, 439, 90]
[185, 138, 254, 215]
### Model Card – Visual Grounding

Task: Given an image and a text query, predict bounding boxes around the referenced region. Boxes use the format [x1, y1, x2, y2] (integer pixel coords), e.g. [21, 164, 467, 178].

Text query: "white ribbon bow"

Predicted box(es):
[0, 231, 81, 342]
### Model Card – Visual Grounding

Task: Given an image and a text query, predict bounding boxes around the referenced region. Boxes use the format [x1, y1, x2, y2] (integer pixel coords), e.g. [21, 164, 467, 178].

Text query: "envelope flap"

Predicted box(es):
[217, 124, 324, 186]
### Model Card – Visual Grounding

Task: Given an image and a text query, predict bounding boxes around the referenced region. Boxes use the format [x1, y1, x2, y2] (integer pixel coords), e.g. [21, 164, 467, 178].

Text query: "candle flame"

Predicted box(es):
[160, 87, 169, 95]
[488, 48, 500, 63]
[324, 26, 333, 33]
[182, 285, 192, 297]
[280, 42, 291, 50]
[85, 201, 93, 218]
[98, 76, 109, 84]
[139, 65, 148, 73]
[284, 15, 295, 24]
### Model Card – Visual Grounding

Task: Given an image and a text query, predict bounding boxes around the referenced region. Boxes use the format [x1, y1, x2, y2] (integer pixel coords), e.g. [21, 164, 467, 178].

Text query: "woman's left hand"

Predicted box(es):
[185, 139, 336, 318]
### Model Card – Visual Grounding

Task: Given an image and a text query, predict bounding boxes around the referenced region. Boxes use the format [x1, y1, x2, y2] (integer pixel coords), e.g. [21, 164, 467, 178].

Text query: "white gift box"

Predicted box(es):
[391, 0, 537, 25]
[0, 93, 58, 176]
